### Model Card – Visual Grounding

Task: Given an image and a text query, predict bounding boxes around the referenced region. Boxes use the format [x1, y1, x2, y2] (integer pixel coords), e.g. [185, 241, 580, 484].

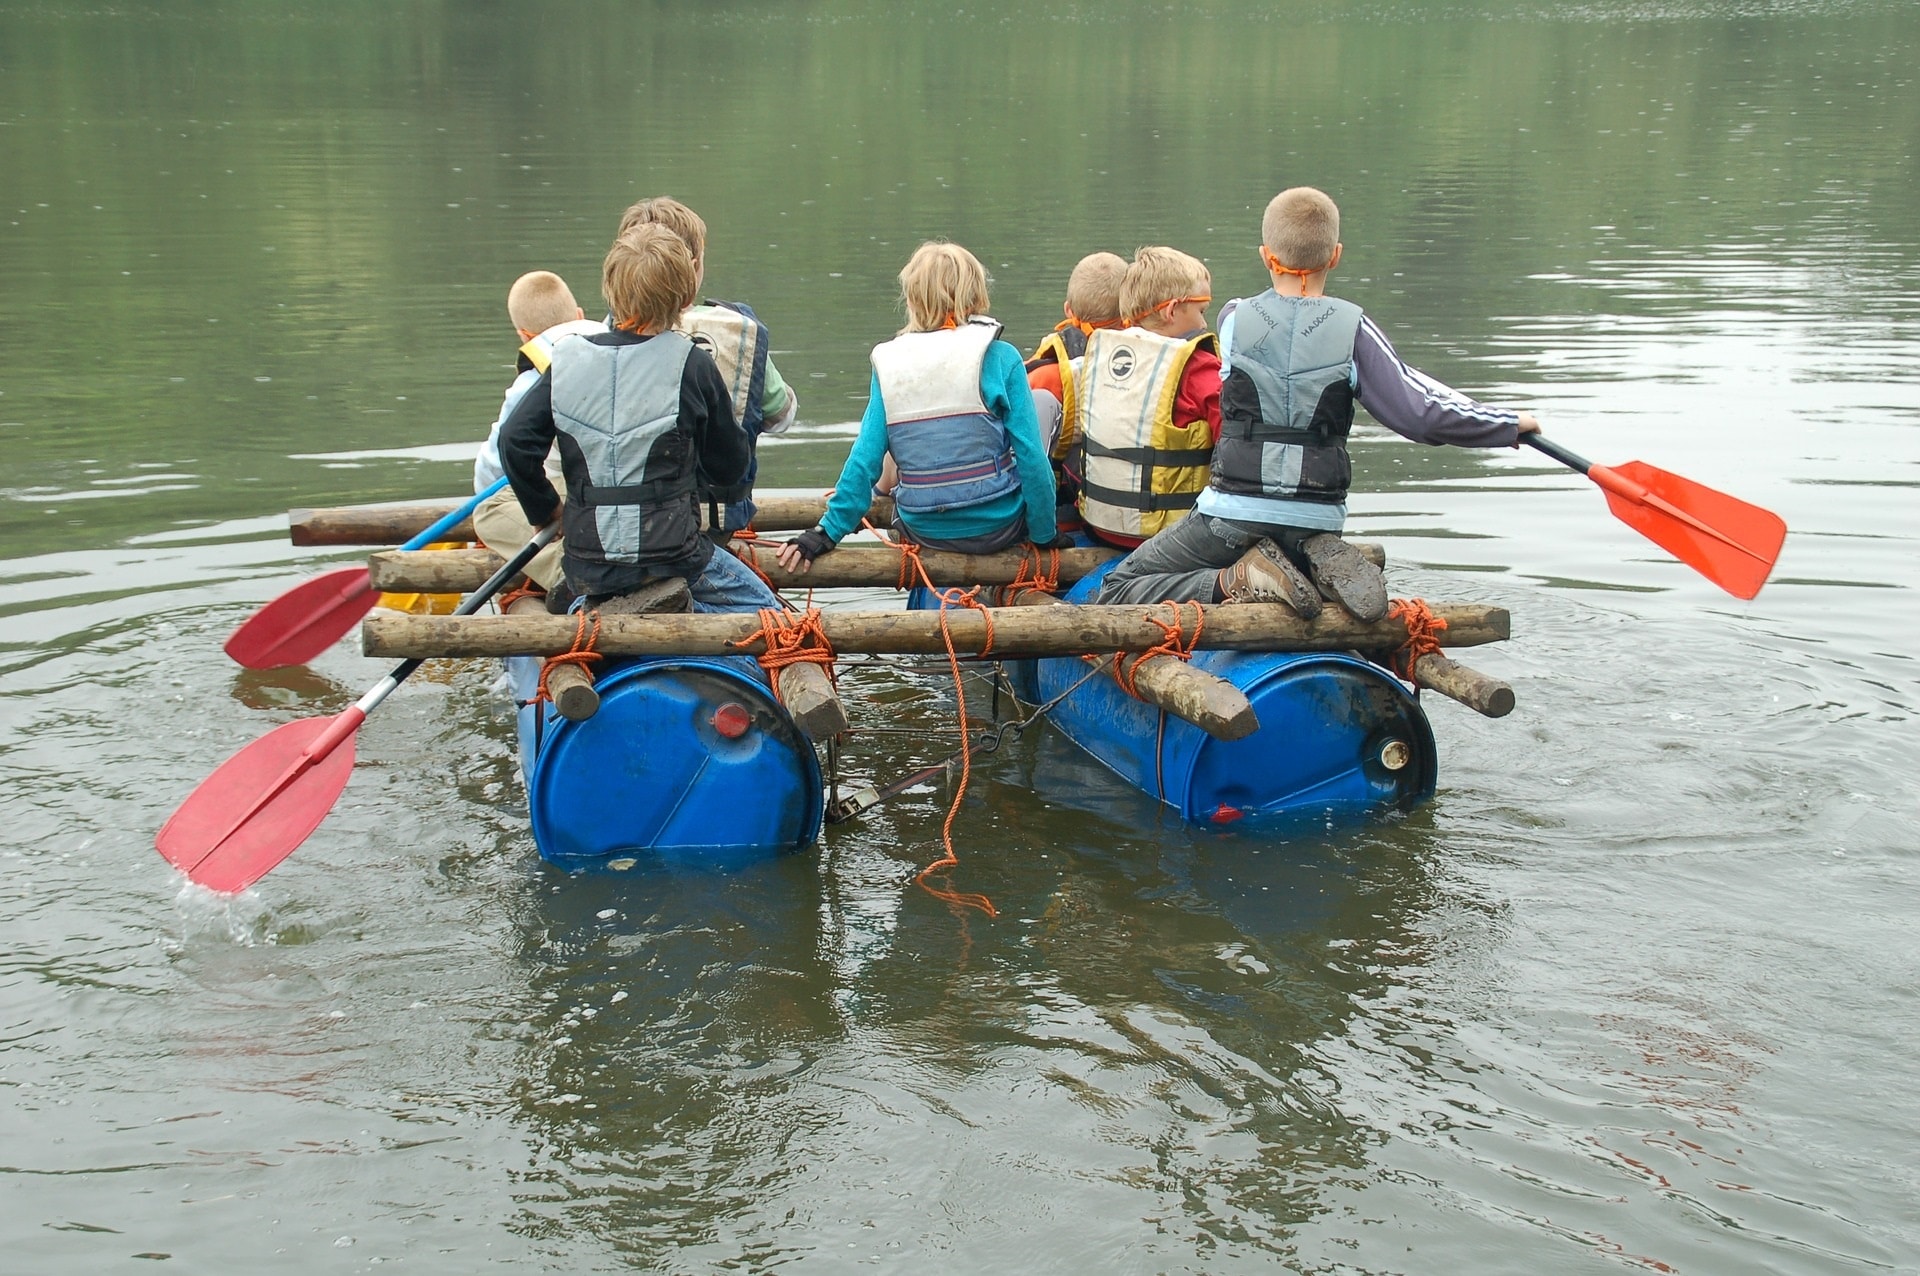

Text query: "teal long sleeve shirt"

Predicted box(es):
[817, 340, 1058, 547]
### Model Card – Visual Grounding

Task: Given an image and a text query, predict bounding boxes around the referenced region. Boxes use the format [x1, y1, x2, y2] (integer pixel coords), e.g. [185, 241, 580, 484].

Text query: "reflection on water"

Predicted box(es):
[1, 0, 1916, 1270]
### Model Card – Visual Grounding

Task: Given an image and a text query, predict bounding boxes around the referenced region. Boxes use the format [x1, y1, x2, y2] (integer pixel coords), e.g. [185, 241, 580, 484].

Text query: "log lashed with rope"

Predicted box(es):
[365, 540, 1387, 595]
[362, 600, 1509, 661]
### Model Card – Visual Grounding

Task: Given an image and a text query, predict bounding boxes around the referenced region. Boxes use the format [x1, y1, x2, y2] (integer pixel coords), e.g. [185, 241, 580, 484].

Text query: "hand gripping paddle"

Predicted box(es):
[222, 476, 511, 670]
[161, 523, 556, 893]
[1524, 434, 1785, 600]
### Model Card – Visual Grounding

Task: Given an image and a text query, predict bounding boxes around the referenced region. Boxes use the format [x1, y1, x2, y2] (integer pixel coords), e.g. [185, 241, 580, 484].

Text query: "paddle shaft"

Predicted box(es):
[197, 523, 557, 859]
[400, 476, 507, 551]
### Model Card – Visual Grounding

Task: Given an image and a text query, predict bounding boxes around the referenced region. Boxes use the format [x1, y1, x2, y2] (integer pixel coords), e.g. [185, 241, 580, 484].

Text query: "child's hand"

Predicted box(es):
[777, 528, 834, 574]
[1516, 412, 1543, 441]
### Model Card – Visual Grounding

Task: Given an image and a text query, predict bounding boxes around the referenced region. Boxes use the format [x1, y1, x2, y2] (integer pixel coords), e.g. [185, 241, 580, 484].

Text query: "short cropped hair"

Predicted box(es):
[506, 271, 580, 335]
[1064, 252, 1127, 326]
[1119, 246, 1211, 325]
[1261, 187, 1341, 270]
[602, 225, 699, 333]
[616, 196, 708, 264]
[897, 241, 991, 334]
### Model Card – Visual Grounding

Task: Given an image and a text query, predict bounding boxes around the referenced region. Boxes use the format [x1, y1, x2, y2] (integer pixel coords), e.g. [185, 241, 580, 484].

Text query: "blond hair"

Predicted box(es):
[602, 225, 699, 334]
[616, 196, 708, 264]
[506, 271, 580, 335]
[1063, 252, 1127, 326]
[1261, 187, 1341, 271]
[897, 241, 991, 334]
[1119, 246, 1211, 325]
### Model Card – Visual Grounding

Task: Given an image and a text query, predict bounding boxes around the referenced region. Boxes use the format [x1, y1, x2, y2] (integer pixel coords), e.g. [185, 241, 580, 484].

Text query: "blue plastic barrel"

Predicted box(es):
[509, 655, 823, 869]
[1027, 563, 1437, 825]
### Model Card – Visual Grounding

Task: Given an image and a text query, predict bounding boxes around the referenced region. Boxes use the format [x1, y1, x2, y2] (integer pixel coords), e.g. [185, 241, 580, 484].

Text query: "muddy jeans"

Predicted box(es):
[1093, 513, 1313, 606]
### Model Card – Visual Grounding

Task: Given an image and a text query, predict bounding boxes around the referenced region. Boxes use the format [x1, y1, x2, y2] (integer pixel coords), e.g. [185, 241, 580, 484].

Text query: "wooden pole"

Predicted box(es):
[1001, 590, 1259, 741]
[1409, 653, 1516, 718]
[504, 595, 601, 721]
[362, 601, 1508, 661]
[292, 493, 896, 547]
[367, 539, 1388, 595]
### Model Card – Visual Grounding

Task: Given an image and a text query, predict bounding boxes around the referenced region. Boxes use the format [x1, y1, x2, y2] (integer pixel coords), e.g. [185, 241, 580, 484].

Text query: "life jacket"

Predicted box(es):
[1207, 291, 1363, 520]
[677, 300, 771, 508]
[549, 333, 702, 574]
[871, 317, 1020, 515]
[1066, 327, 1218, 541]
[519, 317, 610, 374]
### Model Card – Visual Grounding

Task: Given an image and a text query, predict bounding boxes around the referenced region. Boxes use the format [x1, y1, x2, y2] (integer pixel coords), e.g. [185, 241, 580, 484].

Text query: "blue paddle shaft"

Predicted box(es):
[400, 475, 510, 551]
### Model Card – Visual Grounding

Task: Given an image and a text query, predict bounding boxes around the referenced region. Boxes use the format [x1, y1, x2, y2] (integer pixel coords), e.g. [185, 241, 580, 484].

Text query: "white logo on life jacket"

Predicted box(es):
[1109, 346, 1136, 381]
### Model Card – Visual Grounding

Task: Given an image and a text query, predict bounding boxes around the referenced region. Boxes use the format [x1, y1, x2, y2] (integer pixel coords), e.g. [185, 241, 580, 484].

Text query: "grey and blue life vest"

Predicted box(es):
[871, 318, 1019, 515]
[1204, 291, 1364, 527]
[678, 300, 770, 511]
[549, 332, 702, 573]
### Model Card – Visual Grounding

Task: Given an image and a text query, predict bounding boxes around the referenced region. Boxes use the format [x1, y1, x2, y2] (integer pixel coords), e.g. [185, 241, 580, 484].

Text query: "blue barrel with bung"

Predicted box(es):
[510, 655, 823, 869]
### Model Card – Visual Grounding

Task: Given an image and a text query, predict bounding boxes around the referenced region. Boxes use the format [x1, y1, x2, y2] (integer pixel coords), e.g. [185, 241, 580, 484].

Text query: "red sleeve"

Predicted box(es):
[1175, 348, 1223, 443]
[1027, 360, 1064, 400]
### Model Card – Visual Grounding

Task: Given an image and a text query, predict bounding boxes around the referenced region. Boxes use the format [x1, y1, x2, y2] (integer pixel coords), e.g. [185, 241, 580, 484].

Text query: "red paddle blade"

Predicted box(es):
[224, 566, 378, 669]
[156, 715, 359, 893]
[1595, 460, 1786, 600]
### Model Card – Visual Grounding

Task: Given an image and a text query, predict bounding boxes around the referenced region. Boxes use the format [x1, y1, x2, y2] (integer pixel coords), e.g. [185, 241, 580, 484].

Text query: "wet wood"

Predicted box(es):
[772, 661, 849, 740]
[595, 577, 692, 615]
[367, 539, 1387, 595]
[504, 595, 600, 722]
[1410, 652, 1516, 718]
[292, 493, 897, 547]
[362, 601, 1508, 661]
[1003, 590, 1258, 741]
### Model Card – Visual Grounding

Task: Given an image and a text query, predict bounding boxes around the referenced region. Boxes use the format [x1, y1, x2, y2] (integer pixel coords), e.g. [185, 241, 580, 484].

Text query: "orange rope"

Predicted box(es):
[1386, 597, 1448, 682]
[537, 608, 603, 703]
[995, 544, 1062, 606]
[1111, 600, 1208, 699]
[728, 606, 837, 684]
[728, 534, 784, 595]
[496, 580, 546, 613]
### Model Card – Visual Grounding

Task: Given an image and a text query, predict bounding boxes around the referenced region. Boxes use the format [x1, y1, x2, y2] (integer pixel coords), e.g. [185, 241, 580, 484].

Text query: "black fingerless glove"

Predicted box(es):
[790, 527, 834, 563]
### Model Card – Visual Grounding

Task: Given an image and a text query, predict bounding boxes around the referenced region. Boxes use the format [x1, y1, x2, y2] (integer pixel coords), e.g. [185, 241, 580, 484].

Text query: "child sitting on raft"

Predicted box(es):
[1026, 251, 1128, 524]
[1095, 186, 1542, 620]
[498, 225, 783, 614]
[777, 241, 1061, 573]
[1067, 245, 1223, 552]
[471, 270, 606, 597]
[617, 196, 799, 541]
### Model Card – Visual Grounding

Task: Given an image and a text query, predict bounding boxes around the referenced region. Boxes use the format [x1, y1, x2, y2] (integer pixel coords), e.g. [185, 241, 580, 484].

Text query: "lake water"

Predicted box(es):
[2, 1, 1915, 1271]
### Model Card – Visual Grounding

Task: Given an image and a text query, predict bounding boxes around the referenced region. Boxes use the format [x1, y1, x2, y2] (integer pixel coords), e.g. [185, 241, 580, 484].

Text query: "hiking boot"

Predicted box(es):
[1301, 533, 1388, 622]
[1218, 539, 1322, 617]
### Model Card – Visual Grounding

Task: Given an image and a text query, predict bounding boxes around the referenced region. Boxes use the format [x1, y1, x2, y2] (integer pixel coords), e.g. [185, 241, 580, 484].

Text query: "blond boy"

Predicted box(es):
[1062, 246, 1223, 549]
[1095, 186, 1541, 618]
[616, 197, 797, 537]
[471, 271, 606, 591]
[496, 227, 780, 612]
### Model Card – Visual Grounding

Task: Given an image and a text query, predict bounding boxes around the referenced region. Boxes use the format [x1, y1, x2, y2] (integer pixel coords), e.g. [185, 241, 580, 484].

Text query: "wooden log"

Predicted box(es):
[367, 539, 1388, 595]
[1002, 590, 1258, 741]
[1410, 652, 1516, 719]
[773, 662, 849, 740]
[362, 601, 1508, 661]
[292, 493, 896, 547]
[504, 595, 601, 722]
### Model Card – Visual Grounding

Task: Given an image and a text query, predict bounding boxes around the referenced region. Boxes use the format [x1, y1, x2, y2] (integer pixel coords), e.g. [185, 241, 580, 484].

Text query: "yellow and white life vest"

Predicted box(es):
[1066, 327, 1217, 540]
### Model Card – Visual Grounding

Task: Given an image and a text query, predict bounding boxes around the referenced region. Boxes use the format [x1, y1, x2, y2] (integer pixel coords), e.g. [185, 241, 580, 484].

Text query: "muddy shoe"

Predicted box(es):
[1218, 539, 1322, 616]
[1301, 533, 1387, 621]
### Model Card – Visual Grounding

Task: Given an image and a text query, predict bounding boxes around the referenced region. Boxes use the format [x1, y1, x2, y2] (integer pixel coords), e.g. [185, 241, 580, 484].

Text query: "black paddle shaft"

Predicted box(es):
[1522, 433, 1594, 474]
[383, 524, 557, 688]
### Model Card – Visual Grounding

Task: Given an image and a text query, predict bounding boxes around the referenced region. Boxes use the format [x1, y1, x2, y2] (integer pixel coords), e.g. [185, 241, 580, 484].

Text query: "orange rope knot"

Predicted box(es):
[496, 579, 546, 613]
[729, 537, 782, 594]
[729, 606, 838, 681]
[1111, 599, 1208, 699]
[537, 607, 603, 703]
[1386, 597, 1448, 682]
[997, 543, 1062, 606]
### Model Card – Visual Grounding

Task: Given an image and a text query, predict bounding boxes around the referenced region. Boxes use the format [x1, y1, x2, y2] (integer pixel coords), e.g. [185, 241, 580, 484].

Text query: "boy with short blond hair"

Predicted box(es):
[1025, 251, 1129, 528]
[471, 270, 607, 593]
[496, 226, 781, 613]
[1095, 186, 1542, 619]
[617, 195, 798, 538]
[1061, 245, 1223, 549]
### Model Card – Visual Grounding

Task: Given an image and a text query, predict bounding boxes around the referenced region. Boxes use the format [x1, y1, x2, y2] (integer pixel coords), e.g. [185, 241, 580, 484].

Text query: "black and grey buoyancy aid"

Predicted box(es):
[1024, 323, 1089, 373]
[678, 300, 770, 505]
[871, 318, 1019, 515]
[550, 333, 701, 571]
[1209, 291, 1364, 517]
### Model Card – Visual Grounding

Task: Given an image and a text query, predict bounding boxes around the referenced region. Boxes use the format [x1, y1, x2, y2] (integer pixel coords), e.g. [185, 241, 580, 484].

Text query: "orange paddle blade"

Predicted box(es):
[1589, 461, 1786, 600]
[156, 714, 359, 893]
[224, 565, 379, 669]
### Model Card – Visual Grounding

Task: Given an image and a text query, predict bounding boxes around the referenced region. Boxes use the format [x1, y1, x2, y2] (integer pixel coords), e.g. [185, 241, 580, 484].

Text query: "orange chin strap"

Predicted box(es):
[1261, 247, 1333, 291]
